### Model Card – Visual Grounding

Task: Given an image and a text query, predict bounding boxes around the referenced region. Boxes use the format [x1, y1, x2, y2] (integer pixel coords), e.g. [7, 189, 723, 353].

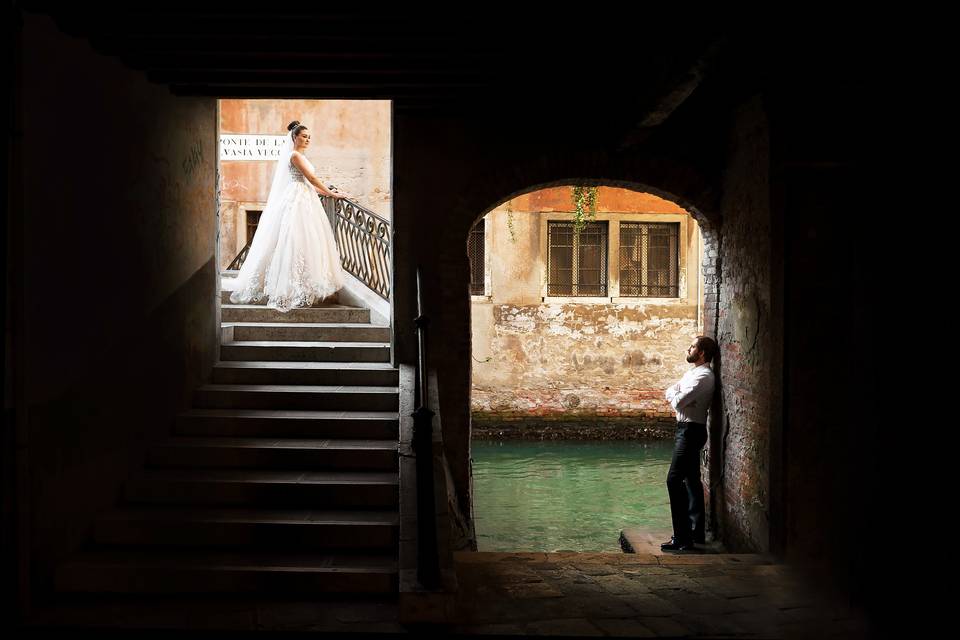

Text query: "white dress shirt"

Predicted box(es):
[665, 363, 715, 424]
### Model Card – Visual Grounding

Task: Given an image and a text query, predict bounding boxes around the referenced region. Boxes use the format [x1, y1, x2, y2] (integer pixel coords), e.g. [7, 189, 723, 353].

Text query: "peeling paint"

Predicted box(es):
[474, 302, 700, 419]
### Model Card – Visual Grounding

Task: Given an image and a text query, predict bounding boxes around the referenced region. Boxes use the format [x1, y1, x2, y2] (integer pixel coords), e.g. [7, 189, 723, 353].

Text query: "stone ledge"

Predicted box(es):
[471, 420, 675, 440]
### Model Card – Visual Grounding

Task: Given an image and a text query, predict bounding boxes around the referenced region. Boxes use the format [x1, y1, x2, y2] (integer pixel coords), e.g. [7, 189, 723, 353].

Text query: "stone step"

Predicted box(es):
[211, 361, 399, 386]
[147, 437, 397, 471]
[55, 549, 397, 594]
[220, 289, 362, 322]
[93, 507, 398, 550]
[193, 384, 399, 411]
[221, 300, 368, 323]
[174, 409, 398, 439]
[124, 469, 398, 508]
[220, 340, 390, 363]
[219, 284, 342, 304]
[228, 322, 390, 343]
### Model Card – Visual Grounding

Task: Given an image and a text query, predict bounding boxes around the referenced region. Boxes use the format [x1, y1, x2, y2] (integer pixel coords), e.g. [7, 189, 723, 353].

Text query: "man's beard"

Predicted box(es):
[686, 354, 698, 363]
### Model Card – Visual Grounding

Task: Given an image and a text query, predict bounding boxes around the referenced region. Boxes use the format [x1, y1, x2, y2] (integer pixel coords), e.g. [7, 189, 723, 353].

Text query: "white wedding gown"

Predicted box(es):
[229, 154, 345, 312]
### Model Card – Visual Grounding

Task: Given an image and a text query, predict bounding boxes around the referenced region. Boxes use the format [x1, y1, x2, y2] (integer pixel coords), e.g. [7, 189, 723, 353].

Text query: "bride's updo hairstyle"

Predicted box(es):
[288, 120, 307, 140]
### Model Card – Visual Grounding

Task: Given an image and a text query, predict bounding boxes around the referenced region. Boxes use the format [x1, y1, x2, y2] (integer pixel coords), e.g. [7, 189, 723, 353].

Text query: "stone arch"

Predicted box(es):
[451, 151, 724, 341]
[448, 150, 723, 338]
[454, 153, 727, 548]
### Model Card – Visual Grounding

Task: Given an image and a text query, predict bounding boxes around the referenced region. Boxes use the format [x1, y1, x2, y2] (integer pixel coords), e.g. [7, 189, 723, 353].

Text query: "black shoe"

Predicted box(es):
[660, 537, 695, 552]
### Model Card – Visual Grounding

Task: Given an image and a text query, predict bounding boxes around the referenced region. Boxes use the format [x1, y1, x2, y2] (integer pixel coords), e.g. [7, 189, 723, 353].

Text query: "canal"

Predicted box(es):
[471, 439, 675, 552]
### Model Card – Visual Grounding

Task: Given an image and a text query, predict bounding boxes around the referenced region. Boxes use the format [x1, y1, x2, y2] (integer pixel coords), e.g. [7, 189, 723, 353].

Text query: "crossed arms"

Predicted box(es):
[665, 369, 715, 412]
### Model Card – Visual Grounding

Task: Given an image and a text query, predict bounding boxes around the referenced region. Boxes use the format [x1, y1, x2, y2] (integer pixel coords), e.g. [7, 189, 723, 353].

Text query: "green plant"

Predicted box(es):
[505, 198, 517, 244]
[571, 185, 599, 233]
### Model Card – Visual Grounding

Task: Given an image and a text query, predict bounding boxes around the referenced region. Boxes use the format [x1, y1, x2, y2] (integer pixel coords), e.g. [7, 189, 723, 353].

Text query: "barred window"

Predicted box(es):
[619, 222, 679, 297]
[547, 221, 608, 296]
[468, 218, 485, 295]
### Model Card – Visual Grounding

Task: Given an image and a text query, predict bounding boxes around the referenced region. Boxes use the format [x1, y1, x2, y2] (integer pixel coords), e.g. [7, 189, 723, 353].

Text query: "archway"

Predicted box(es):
[464, 180, 721, 552]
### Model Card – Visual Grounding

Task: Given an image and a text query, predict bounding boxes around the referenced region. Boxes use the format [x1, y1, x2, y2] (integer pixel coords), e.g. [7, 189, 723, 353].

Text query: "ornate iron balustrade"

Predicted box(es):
[226, 242, 250, 271]
[225, 194, 392, 301]
[320, 195, 391, 301]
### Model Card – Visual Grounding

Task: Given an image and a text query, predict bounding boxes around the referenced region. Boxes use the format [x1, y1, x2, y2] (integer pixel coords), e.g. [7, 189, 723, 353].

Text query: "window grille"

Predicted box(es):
[246, 210, 262, 244]
[619, 222, 679, 297]
[468, 218, 485, 295]
[547, 221, 608, 296]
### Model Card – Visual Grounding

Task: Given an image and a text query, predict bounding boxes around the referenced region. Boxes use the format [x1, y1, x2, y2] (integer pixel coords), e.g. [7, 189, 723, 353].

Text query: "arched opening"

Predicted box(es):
[216, 98, 393, 325]
[466, 182, 720, 553]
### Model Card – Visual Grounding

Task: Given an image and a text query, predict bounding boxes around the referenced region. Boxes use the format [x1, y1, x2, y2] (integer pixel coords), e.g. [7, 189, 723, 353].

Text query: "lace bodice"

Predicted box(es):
[288, 157, 309, 184]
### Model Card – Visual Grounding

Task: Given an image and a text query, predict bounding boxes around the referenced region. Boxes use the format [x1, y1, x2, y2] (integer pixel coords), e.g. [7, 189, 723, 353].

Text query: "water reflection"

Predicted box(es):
[472, 440, 675, 552]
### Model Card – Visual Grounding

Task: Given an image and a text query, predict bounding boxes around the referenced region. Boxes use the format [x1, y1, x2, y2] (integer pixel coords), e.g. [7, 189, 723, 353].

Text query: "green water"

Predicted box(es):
[471, 440, 675, 552]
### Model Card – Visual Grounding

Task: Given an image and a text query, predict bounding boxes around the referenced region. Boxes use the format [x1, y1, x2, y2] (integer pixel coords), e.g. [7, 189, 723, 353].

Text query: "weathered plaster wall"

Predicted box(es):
[15, 13, 218, 598]
[508, 186, 696, 214]
[218, 99, 391, 269]
[472, 302, 697, 423]
[470, 187, 704, 425]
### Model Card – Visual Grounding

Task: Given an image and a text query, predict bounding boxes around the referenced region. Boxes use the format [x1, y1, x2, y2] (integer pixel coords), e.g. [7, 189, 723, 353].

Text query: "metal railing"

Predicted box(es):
[226, 243, 250, 271]
[411, 265, 439, 588]
[226, 193, 391, 301]
[321, 195, 391, 300]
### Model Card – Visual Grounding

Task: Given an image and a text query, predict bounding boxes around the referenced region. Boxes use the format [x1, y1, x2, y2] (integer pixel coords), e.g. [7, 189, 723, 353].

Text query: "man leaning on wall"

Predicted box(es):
[661, 336, 717, 552]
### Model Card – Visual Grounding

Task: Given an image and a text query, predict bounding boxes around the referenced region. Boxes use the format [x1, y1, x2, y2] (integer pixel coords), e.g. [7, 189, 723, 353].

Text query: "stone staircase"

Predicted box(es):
[54, 280, 400, 596]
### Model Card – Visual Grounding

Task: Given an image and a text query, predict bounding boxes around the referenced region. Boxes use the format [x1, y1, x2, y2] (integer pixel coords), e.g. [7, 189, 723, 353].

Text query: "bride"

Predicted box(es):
[229, 120, 349, 312]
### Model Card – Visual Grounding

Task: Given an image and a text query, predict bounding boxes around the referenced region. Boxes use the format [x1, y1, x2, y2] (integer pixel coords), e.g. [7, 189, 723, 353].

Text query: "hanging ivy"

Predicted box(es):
[571, 185, 599, 233]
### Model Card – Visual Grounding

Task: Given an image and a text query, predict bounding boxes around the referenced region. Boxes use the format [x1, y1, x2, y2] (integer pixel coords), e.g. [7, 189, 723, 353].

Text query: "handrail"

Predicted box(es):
[225, 193, 391, 301]
[411, 265, 439, 588]
[226, 242, 250, 271]
[320, 195, 391, 301]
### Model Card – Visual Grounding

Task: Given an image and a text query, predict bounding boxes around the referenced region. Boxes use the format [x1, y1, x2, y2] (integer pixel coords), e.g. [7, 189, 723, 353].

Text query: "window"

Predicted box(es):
[547, 221, 608, 296]
[246, 210, 262, 244]
[619, 222, 679, 297]
[468, 218, 485, 295]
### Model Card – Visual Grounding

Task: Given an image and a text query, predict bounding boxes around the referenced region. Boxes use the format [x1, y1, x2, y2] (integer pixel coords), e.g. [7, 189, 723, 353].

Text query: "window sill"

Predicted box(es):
[542, 296, 687, 304]
[471, 294, 492, 302]
[611, 296, 685, 304]
[542, 296, 612, 304]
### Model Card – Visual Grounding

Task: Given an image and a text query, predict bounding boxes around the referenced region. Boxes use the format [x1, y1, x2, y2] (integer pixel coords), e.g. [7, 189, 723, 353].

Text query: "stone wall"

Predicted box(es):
[13, 13, 219, 599]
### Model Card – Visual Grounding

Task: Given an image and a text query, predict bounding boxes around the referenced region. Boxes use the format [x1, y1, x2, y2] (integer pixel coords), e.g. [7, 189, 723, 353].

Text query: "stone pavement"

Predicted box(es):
[22, 551, 873, 638]
[448, 551, 872, 638]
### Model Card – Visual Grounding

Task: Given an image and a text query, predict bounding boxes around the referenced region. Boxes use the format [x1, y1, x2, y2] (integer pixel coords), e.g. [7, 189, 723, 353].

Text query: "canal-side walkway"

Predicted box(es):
[449, 551, 871, 638]
[23, 552, 872, 637]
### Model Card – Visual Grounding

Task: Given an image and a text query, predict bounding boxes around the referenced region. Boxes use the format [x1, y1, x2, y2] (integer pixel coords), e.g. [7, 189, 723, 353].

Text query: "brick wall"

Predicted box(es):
[707, 95, 772, 552]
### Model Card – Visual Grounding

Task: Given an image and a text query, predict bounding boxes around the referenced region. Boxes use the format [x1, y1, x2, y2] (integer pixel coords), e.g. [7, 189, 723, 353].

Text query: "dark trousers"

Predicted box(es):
[666, 421, 707, 543]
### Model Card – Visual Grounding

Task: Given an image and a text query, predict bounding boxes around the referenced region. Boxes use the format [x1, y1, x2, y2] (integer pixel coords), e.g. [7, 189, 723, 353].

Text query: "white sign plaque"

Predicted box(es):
[219, 134, 288, 161]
